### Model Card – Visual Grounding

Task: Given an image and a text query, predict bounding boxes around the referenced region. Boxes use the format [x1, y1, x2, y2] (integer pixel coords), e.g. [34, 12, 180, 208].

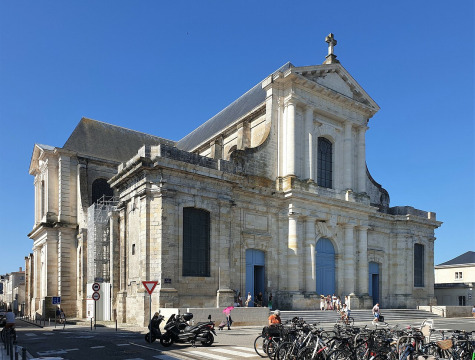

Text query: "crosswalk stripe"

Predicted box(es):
[209, 348, 256, 357]
[187, 350, 230, 360]
[231, 346, 257, 353]
[153, 355, 182, 360]
[90, 346, 105, 349]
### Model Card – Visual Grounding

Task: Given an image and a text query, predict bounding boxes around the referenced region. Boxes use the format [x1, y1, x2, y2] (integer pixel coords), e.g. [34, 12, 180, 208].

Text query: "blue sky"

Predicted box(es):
[0, 1, 473, 275]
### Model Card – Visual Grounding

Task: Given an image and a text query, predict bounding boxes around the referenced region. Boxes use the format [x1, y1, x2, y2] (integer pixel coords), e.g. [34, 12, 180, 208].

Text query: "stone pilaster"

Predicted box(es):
[287, 214, 299, 291]
[304, 218, 316, 292]
[284, 100, 296, 177]
[237, 122, 250, 150]
[343, 122, 353, 191]
[357, 226, 369, 295]
[304, 106, 314, 181]
[357, 127, 367, 193]
[343, 224, 355, 295]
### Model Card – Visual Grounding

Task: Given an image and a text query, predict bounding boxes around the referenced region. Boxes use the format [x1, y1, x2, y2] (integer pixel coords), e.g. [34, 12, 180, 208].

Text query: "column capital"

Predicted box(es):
[356, 225, 370, 231]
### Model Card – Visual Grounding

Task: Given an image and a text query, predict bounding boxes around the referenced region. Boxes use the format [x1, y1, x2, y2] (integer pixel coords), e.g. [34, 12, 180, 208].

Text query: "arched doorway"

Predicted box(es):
[245, 249, 265, 307]
[369, 262, 380, 305]
[315, 238, 335, 295]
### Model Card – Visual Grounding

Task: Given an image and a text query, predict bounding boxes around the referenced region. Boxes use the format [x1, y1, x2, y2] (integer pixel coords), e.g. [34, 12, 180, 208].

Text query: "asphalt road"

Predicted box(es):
[11, 317, 475, 360]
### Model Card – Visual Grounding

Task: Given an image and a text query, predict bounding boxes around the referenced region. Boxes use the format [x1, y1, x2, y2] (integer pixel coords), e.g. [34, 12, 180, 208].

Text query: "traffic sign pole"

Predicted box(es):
[142, 281, 159, 343]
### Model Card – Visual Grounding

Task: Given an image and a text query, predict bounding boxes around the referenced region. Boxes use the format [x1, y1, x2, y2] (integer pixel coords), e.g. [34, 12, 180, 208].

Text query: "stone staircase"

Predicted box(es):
[279, 309, 440, 324]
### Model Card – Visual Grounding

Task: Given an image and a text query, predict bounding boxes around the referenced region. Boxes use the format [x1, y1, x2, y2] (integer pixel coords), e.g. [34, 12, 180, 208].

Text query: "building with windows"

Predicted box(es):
[434, 251, 475, 306]
[27, 35, 441, 323]
[0, 269, 25, 315]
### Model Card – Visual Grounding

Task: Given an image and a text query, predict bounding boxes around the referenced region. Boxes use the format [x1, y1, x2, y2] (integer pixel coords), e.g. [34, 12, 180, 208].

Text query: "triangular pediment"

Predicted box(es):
[292, 64, 380, 113]
[29, 143, 55, 175]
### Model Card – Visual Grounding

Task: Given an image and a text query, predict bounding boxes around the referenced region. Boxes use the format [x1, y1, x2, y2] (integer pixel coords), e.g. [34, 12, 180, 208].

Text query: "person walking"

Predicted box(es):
[372, 303, 381, 324]
[256, 292, 263, 307]
[268, 293, 273, 310]
[245, 292, 252, 307]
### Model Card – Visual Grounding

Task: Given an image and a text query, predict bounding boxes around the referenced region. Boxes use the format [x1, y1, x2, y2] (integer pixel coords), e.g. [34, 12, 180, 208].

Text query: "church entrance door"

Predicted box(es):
[245, 249, 265, 307]
[369, 262, 380, 305]
[315, 238, 335, 295]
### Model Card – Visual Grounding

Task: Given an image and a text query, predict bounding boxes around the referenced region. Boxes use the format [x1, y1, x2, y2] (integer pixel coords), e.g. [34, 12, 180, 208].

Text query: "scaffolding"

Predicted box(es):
[87, 195, 118, 283]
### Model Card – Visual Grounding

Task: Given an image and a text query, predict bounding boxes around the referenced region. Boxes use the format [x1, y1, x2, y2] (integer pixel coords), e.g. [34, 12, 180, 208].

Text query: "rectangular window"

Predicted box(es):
[455, 271, 462, 279]
[183, 208, 210, 277]
[458, 296, 466, 306]
[414, 243, 424, 287]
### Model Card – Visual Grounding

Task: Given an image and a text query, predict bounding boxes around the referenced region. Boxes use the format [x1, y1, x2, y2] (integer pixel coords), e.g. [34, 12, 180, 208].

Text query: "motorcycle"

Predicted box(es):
[144, 311, 165, 343]
[160, 312, 216, 347]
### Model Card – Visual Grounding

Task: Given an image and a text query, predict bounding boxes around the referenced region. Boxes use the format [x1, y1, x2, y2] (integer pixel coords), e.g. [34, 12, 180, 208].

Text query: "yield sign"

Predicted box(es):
[142, 281, 159, 295]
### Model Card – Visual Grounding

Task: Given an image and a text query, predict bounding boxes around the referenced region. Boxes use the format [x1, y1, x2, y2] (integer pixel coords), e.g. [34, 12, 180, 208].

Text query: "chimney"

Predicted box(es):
[19, 267, 22, 272]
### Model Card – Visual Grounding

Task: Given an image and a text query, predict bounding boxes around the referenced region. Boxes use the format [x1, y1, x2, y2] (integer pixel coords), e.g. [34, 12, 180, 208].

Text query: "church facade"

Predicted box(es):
[27, 35, 441, 323]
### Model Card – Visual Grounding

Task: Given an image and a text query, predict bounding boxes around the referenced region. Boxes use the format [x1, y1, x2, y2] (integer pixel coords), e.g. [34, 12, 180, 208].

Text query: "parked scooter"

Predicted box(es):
[160, 313, 216, 347]
[145, 311, 165, 343]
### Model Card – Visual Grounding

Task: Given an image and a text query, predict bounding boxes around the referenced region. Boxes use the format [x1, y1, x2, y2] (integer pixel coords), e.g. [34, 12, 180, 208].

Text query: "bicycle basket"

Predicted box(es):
[436, 339, 453, 350]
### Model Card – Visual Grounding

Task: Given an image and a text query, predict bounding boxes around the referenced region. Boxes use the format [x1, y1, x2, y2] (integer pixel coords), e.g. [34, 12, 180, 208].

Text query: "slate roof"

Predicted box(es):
[437, 251, 475, 266]
[176, 62, 293, 152]
[36, 144, 55, 151]
[63, 118, 175, 163]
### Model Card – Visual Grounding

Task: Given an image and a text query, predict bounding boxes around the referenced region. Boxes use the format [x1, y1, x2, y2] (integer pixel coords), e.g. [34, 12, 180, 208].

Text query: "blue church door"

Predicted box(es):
[316, 238, 335, 295]
[369, 262, 380, 305]
[245, 249, 265, 307]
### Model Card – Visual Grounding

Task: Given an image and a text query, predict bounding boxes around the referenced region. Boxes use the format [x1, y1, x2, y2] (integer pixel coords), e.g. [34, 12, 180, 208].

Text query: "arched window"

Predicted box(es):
[183, 207, 210, 277]
[91, 178, 113, 204]
[317, 137, 333, 189]
[414, 243, 424, 287]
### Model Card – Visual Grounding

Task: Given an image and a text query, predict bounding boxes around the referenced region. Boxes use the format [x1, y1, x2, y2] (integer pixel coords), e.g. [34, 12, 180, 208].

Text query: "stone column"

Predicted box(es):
[285, 100, 296, 177]
[395, 234, 408, 295]
[343, 122, 353, 191]
[305, 218, 316, 292]
[357, 127, 367, 193]
[304, 106, 314, 181]
[343, 224, 355, 295]
[287, 214, 299, 291]
[357, 226, 369, 295]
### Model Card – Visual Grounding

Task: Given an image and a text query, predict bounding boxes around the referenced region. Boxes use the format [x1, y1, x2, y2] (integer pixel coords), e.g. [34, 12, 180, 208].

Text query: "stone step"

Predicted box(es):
[279, 309, 440, 324]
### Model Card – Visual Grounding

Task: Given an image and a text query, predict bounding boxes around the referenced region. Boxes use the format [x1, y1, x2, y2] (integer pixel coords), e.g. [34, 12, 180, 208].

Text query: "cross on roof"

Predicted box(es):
[323, 33, 340, 64]
[325, 33, 337, 56]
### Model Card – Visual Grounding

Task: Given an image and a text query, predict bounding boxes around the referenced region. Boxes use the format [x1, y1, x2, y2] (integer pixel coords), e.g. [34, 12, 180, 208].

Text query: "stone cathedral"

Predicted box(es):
[26, 35, 441, 324]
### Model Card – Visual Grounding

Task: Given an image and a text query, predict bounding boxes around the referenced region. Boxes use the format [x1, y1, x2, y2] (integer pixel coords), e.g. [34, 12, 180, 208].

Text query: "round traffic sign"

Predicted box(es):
[92, 292, 100, 301]
[92, 283, 100, 291]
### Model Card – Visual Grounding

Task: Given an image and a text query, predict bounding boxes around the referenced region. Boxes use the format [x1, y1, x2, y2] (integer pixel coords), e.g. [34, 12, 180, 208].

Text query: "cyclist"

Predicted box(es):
[268, 310, 281, 325]
[4, 308, 15, 330]
[340, 303, 350, 324]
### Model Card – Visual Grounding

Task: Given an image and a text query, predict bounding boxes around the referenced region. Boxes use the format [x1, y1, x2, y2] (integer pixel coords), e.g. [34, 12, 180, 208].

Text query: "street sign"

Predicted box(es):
[92, 292, 100, 301]
[52, 296, 61, 305]
[142, 281, 158, 295]
[92, 283, 101, 292]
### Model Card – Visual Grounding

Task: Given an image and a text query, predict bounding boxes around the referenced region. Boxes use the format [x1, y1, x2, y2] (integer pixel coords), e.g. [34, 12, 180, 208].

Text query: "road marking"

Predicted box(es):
[209, 347, 256, 357]
[90, 345, 105, 349]
[116, 343, 131, 346]
[231, 346, 257, 353]
[25, 333, 37, 337]
[153, 355, 182, 360]
[186, 351, 230, 360]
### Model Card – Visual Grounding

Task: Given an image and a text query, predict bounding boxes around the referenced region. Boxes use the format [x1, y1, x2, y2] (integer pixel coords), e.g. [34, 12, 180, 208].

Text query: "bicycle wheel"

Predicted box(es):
[298, 345, 327, 360]
[326, 349, 352, 360]
[267, 339, 280, 359]
[254, 335, 268, 358]
[275, 341, 297, 360]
